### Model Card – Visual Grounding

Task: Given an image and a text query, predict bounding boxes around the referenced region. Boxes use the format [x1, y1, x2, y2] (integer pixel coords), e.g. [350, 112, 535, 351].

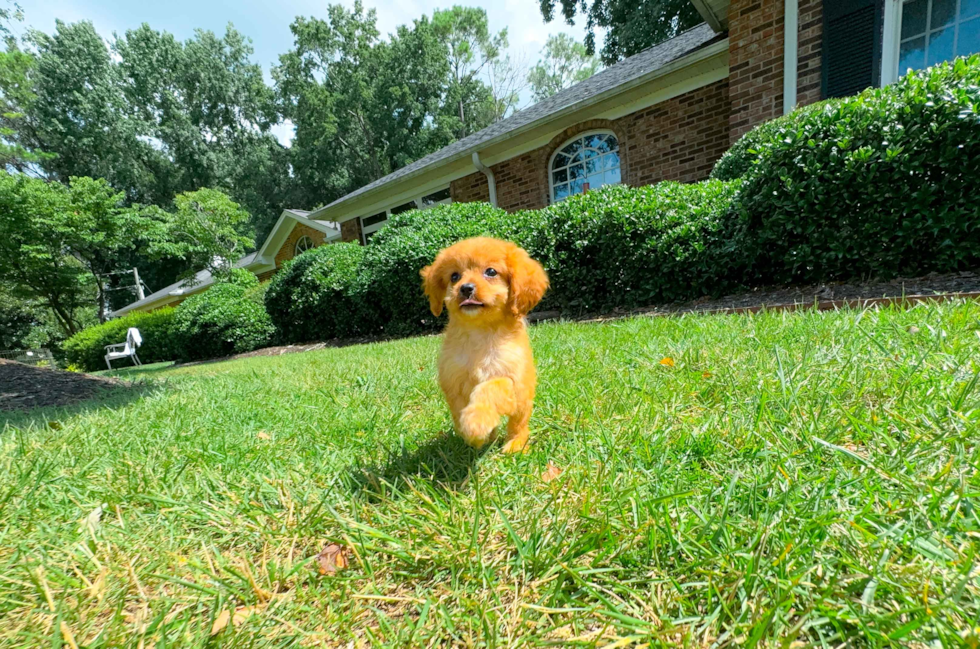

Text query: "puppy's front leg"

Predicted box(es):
[458, 378, 515, 449]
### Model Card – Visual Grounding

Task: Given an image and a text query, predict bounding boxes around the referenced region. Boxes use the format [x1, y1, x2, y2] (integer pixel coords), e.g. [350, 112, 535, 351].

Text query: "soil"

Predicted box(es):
[0, 359, 126, 413]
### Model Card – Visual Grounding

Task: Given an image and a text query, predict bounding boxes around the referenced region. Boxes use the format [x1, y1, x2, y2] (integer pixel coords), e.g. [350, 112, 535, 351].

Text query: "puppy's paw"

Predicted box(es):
[459, 404, 500, 449]
[501, 435, 530, 454]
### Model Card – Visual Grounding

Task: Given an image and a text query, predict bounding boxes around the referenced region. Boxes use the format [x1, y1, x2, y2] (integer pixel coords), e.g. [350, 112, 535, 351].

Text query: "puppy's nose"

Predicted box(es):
[459, 283, 476, 298]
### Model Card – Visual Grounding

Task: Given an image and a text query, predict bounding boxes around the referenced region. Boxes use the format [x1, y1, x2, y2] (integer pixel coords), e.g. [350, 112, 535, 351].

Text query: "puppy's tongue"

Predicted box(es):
[460, 299, 483, 307]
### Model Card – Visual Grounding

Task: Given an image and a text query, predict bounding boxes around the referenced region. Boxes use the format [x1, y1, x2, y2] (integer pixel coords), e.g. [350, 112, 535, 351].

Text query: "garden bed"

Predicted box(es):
[0, 359, 125, 412]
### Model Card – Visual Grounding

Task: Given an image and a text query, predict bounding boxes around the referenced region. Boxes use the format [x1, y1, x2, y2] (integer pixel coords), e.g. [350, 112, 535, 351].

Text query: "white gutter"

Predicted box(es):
[783, 0, 798, 115]
[471, 152, 498, 207]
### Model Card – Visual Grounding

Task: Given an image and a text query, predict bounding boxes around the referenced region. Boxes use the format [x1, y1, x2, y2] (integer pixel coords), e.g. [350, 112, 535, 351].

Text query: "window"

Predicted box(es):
[419, 187, 451, 208]
[357, 187, 451, 244]
[897, 0, 980, 73]
[549, 132, 621, 203]
[360, 211, 388, 244]
[294, 235, 315, 256]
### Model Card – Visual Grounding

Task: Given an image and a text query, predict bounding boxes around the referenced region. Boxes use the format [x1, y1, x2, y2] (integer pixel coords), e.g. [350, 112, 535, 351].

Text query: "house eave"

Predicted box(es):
[690, 0, 730, 31]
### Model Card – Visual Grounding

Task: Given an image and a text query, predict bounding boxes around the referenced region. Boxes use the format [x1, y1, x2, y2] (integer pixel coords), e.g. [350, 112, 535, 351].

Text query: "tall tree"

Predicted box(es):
[145, 187, 255, 280]
[0, 174, 93, 335]
[275, 2, 453, 208]
[432, 6, 509, 137]
[114, 23, 292, 238]
[528, 33, 600, 101]
[536, 0, 702, 65]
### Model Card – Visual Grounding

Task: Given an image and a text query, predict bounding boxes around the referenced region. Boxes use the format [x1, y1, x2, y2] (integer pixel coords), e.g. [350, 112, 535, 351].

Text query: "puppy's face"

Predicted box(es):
[421, 238, 549, 325]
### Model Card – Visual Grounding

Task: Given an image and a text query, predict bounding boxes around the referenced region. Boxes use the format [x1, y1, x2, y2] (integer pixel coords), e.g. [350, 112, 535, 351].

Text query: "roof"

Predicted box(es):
[311, 23, 723, 218]
[113, 209, 339, 317]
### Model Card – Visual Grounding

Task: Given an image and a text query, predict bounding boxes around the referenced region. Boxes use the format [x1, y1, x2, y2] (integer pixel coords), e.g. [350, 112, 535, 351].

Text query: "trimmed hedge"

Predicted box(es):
[266, 183, 742, 341]
[524, 181, 742, 312]
[172, 269, 276, 361]
[265, 243, 376, 342]
[718, 55, 980, 283]
[62, 308, 180, 371]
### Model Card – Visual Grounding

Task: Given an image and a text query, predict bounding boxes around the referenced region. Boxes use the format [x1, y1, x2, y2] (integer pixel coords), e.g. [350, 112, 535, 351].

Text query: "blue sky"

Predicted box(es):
[20, 0, 595, 146]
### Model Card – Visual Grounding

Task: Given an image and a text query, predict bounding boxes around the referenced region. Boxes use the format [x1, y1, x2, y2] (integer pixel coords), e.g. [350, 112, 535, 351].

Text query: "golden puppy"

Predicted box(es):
[421, 238, 549, 453]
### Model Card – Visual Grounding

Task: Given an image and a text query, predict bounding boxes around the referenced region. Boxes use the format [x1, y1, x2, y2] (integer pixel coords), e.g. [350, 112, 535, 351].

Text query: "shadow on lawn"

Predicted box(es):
[345, 432, 487, 499]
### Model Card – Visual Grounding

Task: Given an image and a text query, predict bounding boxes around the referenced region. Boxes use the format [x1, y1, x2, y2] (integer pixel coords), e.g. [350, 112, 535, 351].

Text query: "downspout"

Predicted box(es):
[471, 151, 498, 207]
[783, 0, 798, 115]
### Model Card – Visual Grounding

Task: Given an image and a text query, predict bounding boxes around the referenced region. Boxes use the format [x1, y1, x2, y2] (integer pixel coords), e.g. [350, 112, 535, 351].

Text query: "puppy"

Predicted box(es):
[421, 238, 549, 453]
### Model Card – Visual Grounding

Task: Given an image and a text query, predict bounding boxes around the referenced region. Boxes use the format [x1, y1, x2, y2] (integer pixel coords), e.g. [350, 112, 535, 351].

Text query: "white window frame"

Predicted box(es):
[294, 235, 315, 256]
[548, 130, 622, 204]
[882, 0, 980, 85]
[358, 186, 451, 244]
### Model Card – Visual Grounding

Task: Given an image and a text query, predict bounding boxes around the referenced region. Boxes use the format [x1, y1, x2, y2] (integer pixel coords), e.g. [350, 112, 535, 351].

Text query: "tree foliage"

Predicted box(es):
[537, 0, 702, 65]
[528, 33, 600, 101]
[146, 188, 255, 280]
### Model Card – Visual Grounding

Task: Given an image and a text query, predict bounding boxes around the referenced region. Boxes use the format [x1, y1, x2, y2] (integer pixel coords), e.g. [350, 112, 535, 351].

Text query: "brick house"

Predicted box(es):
[116, 0, 978, 314]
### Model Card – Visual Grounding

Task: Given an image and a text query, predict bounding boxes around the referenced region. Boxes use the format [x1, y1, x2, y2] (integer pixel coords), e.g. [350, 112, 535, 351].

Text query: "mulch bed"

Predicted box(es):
[0, 359, 126, 413]
[572, 270, 980, 322]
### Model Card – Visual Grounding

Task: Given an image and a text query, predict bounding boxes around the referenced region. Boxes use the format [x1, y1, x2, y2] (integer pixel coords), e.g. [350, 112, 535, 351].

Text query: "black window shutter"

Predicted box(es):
[822, 0, 885, 98]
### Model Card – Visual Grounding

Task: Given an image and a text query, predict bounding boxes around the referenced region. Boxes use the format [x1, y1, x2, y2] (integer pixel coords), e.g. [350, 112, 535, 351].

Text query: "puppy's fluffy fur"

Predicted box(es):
[421, 238, 549, 453]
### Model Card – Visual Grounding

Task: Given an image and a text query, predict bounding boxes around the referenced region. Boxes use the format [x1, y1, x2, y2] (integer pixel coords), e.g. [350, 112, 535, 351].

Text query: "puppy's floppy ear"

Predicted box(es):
[507, 245, 549, 316]
[420, 260, 448, 317]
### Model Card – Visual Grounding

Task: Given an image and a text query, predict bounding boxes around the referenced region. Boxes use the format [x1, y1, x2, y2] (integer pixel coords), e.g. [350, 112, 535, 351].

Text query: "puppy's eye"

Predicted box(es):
[450, 272, 461, 283]
[484, 268, 498, 278]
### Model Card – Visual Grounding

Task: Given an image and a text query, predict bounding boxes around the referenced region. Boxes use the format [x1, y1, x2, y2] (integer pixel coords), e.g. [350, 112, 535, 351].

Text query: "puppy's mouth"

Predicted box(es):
[459, 299, 484, 309]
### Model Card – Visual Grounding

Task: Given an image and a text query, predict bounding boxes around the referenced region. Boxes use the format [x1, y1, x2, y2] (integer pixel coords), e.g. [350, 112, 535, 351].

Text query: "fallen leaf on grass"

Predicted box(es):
[702, 371, 712, 379]
[256, 431, 271, 440]
[660, 357, 675, 367]
[316, 543, 349, 575]
[210, 605, 264, 635]
[541, 462, 563, 483]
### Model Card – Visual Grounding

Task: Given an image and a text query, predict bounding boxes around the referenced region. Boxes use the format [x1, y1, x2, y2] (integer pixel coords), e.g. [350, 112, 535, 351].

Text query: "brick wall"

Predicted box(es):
[450, 81, 731, 212]
[275, 223, 327, 267]
[728, 0, 786, 142]
[450, 171, 490, 204]
[618, 79, 731, 186]
[340, 218, 363, 244]
[797, 0, 823, 107]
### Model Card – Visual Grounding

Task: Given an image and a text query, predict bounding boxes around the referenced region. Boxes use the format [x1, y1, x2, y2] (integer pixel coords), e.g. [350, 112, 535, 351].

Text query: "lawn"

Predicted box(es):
[2, 302, 979, 647]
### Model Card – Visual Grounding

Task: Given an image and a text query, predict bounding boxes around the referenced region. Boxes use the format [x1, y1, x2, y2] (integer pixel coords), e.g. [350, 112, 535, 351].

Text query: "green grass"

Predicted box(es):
[2, 302, 980, 647]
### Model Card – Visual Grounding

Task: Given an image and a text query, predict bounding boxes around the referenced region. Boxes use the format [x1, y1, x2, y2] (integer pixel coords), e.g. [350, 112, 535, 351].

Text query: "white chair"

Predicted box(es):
[105, 327, 143, 370]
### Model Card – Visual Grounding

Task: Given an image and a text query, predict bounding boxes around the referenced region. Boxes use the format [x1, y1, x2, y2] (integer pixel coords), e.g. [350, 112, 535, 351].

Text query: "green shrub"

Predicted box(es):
[172, 269, 275, 361]
[710, 101, 837, 181]
[265, 243, 376, 343]
[62, 308, 180, 371]
[524, 181, 742, 313]
[360, 202, 511, 335]
[719, 55, 980, 284]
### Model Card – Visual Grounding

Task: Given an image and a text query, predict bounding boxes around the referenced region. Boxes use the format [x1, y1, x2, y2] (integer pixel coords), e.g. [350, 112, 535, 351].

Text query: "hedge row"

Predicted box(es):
[720, 55, 980, 284]
[64, 270, 275, 371]
[62, 308, 180, 371]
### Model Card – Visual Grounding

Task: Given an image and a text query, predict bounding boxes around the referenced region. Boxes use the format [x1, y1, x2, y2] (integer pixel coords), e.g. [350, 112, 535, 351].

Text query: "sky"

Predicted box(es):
[19, 0, 597, 147]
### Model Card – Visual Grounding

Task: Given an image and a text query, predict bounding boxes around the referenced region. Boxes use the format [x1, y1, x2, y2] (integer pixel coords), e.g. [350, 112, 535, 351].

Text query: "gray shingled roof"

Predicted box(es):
[317, 23, 723, 214]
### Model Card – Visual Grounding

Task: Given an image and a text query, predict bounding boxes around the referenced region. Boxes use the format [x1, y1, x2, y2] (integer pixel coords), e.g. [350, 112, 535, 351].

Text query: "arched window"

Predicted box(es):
[550, 131, 621, 202]
[294, 235, 315, 256]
